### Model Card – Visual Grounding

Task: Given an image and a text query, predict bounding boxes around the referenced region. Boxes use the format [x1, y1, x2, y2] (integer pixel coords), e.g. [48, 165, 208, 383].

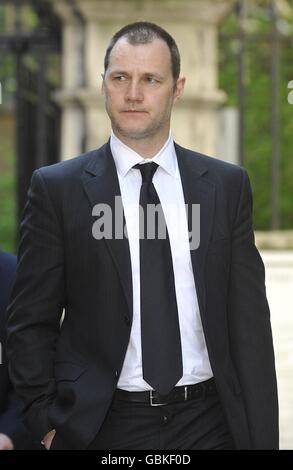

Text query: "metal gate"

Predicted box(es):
[0, 0, 61, 225]
[219, 0, 293, 230]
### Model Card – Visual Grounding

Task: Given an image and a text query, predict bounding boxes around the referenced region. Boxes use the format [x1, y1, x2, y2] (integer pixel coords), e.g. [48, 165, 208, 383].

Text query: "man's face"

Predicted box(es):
[102, 37, 185, 142]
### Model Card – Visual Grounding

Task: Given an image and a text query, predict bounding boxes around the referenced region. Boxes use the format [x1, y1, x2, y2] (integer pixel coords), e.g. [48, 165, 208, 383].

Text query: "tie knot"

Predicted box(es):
[133, 162, 159, 184]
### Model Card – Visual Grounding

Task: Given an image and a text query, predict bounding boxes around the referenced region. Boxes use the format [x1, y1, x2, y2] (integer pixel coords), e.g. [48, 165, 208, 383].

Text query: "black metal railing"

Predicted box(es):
[0, 0, 61, 227]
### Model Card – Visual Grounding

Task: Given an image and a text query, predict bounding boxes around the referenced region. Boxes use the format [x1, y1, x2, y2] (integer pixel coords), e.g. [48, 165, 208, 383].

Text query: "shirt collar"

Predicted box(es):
[110, 130, 178, 179]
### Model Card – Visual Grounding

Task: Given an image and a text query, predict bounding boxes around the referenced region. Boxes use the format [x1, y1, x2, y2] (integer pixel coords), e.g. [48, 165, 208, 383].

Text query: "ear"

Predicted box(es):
[101, 73, 105, 96]
[101, 73, 105, 95]
[173, 77, 186, 104]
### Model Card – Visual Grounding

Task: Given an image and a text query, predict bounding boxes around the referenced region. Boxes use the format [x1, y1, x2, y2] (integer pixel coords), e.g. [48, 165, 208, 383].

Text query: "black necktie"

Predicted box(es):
[134, 162, 183, 395]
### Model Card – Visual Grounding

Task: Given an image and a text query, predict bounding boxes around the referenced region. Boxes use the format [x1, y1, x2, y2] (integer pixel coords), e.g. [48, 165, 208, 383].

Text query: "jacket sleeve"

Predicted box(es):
[228, 169, 279, 449]
[6, 169, 65, 442]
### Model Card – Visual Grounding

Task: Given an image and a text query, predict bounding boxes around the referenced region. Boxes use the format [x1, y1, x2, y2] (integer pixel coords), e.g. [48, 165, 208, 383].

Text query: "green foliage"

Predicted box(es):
[219, 3, 293, 230]
[280, 44, 293, 228]
[0, 142, 16, 254]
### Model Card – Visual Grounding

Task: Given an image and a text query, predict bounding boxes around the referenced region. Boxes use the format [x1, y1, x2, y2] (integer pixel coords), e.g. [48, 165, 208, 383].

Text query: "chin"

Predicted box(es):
[117, 126, 150, 140]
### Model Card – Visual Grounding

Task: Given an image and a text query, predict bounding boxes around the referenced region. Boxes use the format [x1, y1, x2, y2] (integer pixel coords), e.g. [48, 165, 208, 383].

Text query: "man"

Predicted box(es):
[6, 22, 278, 450]
[0, 249, 33, 450]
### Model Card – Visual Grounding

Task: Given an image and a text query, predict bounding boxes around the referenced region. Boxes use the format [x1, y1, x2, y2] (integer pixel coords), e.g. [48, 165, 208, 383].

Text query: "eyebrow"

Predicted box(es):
[145, 73, 165, 80]
[108, 70, 165, 80]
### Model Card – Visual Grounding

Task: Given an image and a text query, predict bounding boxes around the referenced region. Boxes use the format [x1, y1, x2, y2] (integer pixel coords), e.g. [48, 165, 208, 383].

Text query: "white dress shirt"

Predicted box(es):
[110, 130, 213, 391]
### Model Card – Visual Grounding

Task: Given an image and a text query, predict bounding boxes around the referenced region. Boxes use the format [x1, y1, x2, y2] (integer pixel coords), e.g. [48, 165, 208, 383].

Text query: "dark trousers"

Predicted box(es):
[86, 389, 235, 450]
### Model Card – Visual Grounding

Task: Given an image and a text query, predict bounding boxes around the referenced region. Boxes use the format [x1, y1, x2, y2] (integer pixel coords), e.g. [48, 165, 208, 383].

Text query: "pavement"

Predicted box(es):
[261, 250, 293, 450]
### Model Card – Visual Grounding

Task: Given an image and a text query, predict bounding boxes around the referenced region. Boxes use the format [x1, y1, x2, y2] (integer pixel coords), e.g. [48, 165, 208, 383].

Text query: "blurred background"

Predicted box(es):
[0, 0, 292, 449]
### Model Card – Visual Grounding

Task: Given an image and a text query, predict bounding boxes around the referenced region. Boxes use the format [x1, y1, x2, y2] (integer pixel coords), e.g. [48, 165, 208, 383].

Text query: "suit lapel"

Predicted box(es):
[175, 143, 215, 314]
[81, 142, 133, 321]
[80, 141, 215, 321]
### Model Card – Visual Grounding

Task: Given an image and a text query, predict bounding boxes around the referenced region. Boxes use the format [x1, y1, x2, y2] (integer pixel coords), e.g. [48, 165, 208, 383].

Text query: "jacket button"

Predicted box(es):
[124, 316, 130, 326]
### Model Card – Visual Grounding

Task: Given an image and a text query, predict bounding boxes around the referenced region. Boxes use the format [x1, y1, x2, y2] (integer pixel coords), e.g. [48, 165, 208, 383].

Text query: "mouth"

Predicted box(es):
[121, 110, 147, 114]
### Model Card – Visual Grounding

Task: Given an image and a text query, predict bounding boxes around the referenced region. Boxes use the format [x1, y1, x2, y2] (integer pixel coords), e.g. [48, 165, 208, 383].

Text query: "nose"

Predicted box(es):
[125, 80, 143, 102]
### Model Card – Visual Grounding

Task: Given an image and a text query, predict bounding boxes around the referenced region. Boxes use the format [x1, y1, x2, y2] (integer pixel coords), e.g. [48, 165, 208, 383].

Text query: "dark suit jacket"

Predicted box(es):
[0, 250, 32, 448]
[6, 142, 279, 449]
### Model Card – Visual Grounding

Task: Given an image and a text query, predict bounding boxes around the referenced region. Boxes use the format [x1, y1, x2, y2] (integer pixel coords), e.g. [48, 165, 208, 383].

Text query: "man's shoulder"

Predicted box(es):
[34, 142, 108, 182]
[175, 143, 245, 177]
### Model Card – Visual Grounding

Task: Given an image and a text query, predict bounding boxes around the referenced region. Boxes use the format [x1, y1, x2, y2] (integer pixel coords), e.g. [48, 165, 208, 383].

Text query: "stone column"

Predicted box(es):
[53, 0, 235, 158]
[52, 1, 85, 159]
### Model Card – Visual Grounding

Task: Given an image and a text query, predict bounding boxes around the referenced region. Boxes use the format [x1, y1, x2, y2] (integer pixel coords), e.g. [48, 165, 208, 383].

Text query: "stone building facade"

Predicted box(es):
[51, 0, 234, 160]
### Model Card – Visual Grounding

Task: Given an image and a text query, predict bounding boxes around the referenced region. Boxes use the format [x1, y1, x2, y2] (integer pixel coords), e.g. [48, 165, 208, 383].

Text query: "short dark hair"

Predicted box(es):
[104, 22, 181, 83]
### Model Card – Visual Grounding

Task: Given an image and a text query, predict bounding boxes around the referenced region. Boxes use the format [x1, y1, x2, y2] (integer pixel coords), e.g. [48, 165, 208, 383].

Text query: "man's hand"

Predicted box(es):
[0, 433, 14, 450]
[42, 429, 56, 450]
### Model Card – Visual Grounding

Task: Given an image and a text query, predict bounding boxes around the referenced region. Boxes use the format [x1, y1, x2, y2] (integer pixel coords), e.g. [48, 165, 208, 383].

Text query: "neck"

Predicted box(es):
[112, 129, 170, 158]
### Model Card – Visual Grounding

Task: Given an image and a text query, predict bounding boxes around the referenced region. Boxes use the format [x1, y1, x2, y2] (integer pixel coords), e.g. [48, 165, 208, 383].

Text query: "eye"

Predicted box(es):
[113, 75, 127, 81]
[146, 77, 158, 84]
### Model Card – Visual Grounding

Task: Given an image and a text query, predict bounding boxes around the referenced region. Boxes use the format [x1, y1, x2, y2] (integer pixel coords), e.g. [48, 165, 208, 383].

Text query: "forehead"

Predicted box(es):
[108, 37, 172, 75]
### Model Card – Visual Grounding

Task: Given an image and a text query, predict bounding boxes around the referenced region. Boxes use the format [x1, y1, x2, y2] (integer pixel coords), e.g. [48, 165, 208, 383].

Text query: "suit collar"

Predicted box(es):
[110, 131, 178, 179]
[174, 142, 209, 179]
[83, 140, 112, 177]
